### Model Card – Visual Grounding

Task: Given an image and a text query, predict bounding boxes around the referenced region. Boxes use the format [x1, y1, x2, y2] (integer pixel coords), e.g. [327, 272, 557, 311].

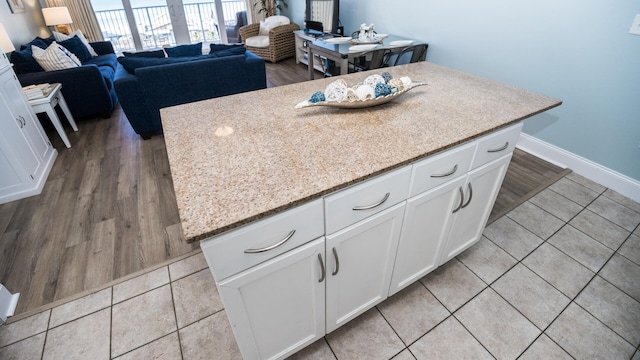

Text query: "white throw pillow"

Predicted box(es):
[258, 16, 290, 35]
[53, 30, 98, 57]
[245, 35, 270, 48]
[31, 42, 81, 71]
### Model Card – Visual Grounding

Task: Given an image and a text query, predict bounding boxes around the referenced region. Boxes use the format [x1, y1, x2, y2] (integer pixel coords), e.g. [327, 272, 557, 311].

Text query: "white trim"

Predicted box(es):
[516, 133, 640, 203]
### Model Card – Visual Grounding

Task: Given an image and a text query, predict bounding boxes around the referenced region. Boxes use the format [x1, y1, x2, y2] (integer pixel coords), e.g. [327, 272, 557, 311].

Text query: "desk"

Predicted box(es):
[28, 83, 78, 148]
[307, 35, 427, 80]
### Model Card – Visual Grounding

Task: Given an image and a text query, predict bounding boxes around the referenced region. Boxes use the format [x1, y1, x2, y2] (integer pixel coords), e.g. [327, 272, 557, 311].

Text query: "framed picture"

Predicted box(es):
[6, 0, 25, 13]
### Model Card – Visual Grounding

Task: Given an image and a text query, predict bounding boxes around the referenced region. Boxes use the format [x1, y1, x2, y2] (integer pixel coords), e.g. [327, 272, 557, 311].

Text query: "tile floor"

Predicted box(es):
[1, 172, 639, 360]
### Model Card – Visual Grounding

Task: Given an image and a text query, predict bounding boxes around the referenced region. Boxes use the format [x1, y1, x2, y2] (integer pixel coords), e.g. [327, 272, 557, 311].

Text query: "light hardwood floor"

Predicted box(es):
[0, 58, 565, 316]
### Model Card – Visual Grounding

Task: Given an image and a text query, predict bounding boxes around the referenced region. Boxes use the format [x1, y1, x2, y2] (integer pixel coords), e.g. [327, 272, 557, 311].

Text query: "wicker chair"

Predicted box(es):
[239, 18, 300, 63]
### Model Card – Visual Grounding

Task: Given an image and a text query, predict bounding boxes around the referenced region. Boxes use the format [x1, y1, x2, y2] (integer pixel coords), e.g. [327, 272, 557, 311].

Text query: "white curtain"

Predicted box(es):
[246, 0, 267, 24]
[45, 0, 104, 41]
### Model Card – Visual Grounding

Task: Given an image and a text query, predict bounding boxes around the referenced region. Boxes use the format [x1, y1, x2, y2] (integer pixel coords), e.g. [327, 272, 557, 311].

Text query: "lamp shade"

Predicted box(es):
[0, 23, 15, 53]
[42, 7, 73, 26]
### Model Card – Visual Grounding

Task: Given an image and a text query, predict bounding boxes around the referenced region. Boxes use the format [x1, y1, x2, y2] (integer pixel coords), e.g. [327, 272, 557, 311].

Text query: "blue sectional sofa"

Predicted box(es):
[11, 39, 119, 119]
[114, 46, 267, 139]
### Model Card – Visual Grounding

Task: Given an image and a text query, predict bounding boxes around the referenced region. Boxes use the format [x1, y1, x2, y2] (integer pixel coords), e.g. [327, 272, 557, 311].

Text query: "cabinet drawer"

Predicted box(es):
[201, 199, 324, 281]
[472, 122, 522, 169]
[409, 142, 476, 197]
[325, 166, 411, 234]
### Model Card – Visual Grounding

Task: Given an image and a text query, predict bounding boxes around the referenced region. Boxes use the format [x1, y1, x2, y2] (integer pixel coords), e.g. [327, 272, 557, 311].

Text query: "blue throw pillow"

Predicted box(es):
[122, 50, 165, 58]
[59, 36, 93, 62]
[10, 47, 45, 74]
[19, 37, 48, 51]
[164, 42, 202, 57]
[117, 55, 201, 74]
[208, 44, 246, 58]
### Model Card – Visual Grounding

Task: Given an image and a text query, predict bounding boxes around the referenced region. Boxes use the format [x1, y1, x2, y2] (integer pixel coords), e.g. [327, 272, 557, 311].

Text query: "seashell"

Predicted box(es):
[388, 78, 404, 91]
[363, 74, 386, 88]
[325, 80, 349, 102]
[355, 84, 376, 100]
[400, 76, 412, 89]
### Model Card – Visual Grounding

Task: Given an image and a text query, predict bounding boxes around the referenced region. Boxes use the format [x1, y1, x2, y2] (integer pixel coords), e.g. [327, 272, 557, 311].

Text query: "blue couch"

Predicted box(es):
[12, 40, 119, 119]
[114, 49, 266, 139]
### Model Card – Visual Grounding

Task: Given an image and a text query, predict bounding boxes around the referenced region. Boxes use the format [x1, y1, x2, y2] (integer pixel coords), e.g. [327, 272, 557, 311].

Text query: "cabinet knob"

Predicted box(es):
[331, 247, 340, 276]
[318, 254, 326, 282]
[452, 186, 464, 213]
[15, 116, 26, 128]
[461, 183, 473, 209]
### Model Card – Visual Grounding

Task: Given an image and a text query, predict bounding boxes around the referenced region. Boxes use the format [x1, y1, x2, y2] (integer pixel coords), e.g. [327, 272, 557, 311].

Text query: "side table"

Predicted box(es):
[28, 83, 78, 148]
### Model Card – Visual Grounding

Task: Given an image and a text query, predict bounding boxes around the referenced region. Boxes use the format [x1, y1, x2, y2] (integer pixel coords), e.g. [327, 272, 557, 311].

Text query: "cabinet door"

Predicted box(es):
[325, 203, 405, 333]
[0, 69, 51, 175]
[0, 70, 41, 180]
[217, 238, 326, 360]
[439, 154, 512, 264]
[389, 176, 466, 296]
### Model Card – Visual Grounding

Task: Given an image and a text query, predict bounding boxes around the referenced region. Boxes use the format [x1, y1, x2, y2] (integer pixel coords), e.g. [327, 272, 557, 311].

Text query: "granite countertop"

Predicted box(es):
[161, 61, 562, 243]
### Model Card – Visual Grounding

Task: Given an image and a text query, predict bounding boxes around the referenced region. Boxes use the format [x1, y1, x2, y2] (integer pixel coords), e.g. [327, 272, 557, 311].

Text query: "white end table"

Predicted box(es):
[28, 83, 78, 148]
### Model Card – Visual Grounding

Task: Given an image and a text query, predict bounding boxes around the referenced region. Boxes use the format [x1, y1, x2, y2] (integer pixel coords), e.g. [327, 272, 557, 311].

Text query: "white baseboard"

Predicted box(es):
[517, 133, 640, 203]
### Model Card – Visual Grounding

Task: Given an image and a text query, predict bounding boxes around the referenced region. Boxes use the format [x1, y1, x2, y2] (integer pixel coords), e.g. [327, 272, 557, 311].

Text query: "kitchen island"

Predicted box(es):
[161, 61, 561, 360]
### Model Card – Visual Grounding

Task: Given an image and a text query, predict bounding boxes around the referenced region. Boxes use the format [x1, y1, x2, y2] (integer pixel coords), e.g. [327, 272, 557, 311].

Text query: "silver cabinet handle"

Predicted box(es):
[16, 116, 25, 128]
[244, 230, 296, 253]
[452, 186, 464, 213]
[462, 183, 473, 209]
[318, 254, 325, 282]
[331, 247, 340, 276]
[487, 141, 509, 153]
[430, 164, 458, 178]
[352, 192, 390, 211]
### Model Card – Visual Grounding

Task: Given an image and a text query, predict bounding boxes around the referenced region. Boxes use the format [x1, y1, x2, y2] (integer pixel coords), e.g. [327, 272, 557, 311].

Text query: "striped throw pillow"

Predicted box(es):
[31, 42, 81, 71]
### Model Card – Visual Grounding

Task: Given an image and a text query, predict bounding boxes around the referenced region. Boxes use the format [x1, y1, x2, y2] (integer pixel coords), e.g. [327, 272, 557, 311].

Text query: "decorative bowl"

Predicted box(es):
[295, 82, 427, 109]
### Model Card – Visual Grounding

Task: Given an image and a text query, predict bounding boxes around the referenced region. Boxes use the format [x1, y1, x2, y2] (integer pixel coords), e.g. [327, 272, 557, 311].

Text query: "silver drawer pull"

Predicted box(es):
[244, 230, 296, 253]
[318, 254, 325, 282]
[487, 141, 509, 153]
[430, 164, 458, 178]
[452, 186, 464, 213]
[461, 183, 473, 208]
[332, 247, 340, 276]
[352, 192, 390, 211]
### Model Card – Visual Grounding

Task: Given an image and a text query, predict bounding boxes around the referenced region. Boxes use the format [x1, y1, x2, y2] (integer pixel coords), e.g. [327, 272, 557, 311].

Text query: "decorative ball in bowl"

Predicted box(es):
[295, 72, 427, 109]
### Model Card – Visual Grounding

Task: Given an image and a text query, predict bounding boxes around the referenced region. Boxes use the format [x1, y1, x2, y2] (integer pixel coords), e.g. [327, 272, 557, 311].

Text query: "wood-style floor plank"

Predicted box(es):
[0, 57, 565, 316]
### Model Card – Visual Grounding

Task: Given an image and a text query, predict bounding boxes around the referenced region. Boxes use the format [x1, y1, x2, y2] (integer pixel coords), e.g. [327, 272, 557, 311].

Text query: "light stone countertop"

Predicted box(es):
[161, 61, 561, 243]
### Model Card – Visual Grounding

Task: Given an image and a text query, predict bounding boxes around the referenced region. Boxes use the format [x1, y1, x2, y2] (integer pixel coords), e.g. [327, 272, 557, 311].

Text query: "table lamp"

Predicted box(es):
[42, 7, 73, 35]
[0, 23, 15, 53]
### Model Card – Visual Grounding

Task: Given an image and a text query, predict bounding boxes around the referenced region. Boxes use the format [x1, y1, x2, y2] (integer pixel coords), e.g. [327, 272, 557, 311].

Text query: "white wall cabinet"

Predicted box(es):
[0, 60, 56, 205]
[201, 122, 523, 360]
[325, 203, 405, 332]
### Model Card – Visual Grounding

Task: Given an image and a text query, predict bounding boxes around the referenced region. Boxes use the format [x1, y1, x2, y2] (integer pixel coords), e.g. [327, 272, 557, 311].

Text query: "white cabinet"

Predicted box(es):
[389, 177, 465, 295]
[217, 238, 326, 360]
[0, 64, 56, 204]
[325, 203, 405, 332]
[438, 154, 512, 264]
